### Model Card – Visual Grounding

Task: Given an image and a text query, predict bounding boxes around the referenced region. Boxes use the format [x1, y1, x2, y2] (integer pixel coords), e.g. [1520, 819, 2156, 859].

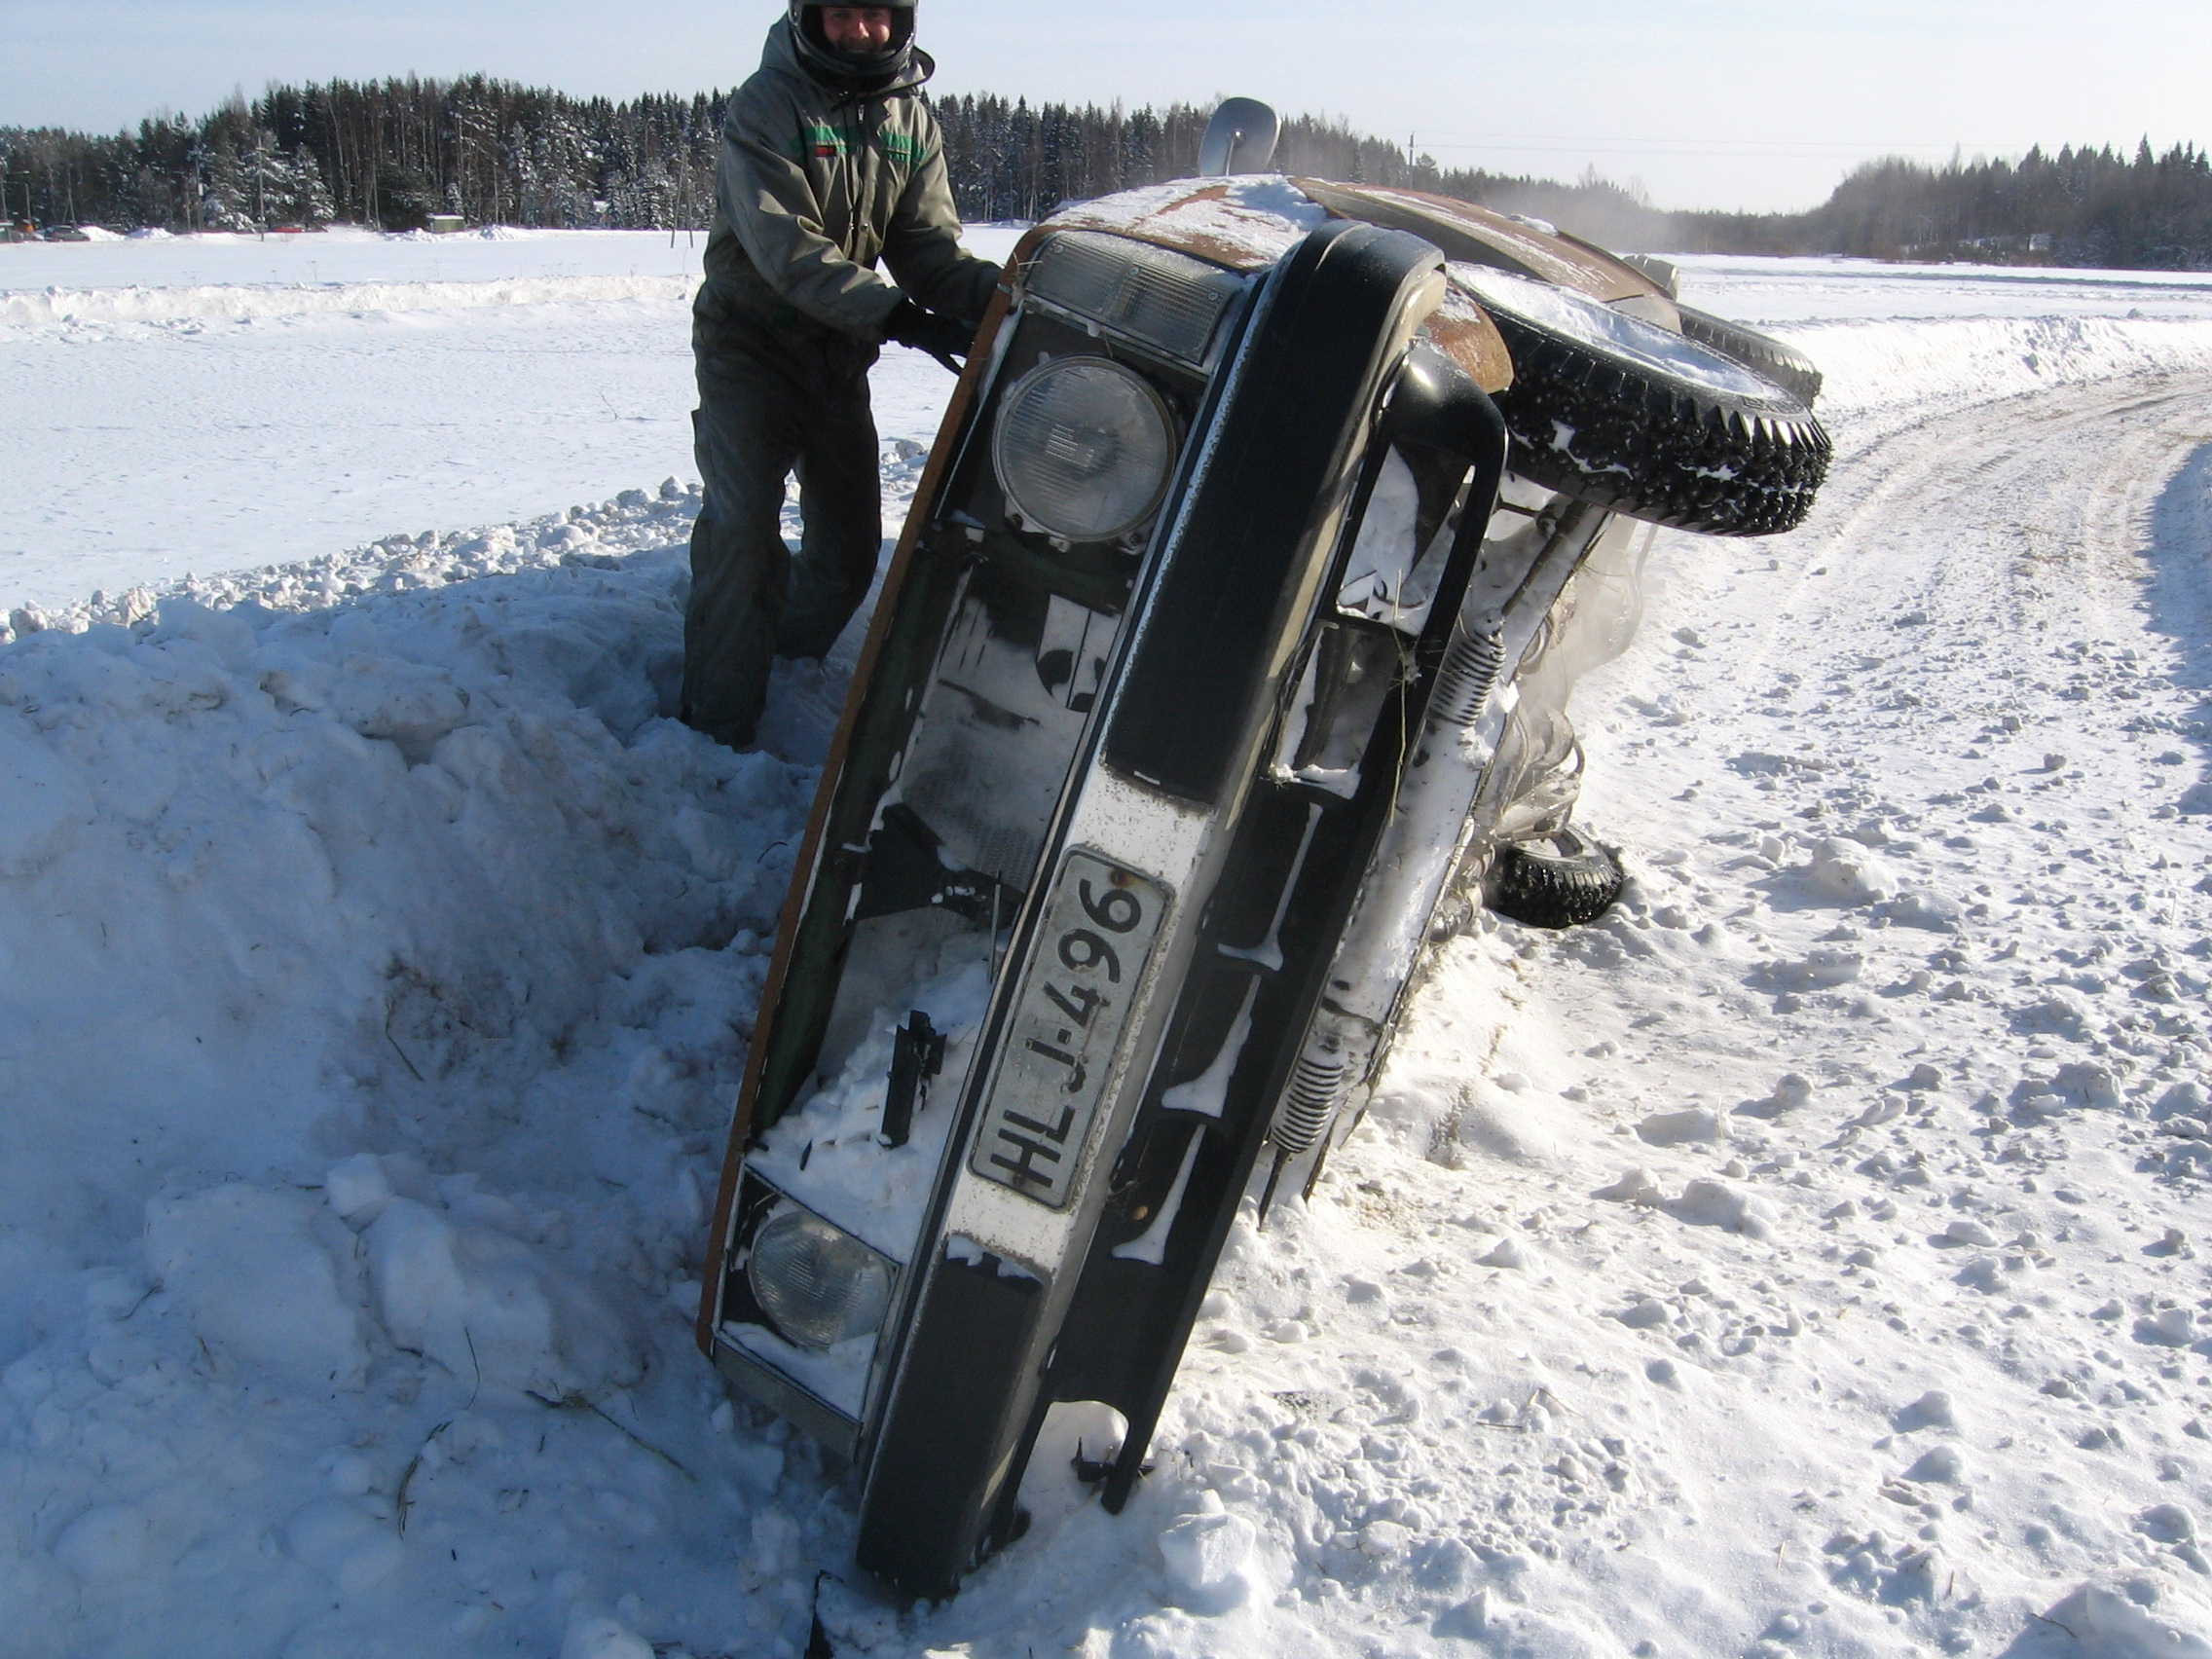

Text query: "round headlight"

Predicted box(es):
[747, 1206, 893, 1350]
[992, 356, 1176, 541]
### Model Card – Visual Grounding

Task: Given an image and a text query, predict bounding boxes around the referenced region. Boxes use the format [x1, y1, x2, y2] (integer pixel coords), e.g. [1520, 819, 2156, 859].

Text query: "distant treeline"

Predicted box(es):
[5, 73, 2210, 271]
[0, 73, 1672, 247]
[1691, 141, 2212, 269]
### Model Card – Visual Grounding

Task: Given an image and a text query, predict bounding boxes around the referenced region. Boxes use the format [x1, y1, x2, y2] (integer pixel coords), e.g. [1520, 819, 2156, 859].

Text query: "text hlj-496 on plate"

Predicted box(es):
[969, 851, 1168, 1208]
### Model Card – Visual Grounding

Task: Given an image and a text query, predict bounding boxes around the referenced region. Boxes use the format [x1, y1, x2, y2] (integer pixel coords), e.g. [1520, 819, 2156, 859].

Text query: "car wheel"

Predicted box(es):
[1453, 266, 1830, 536]
[1673, 304, 1825, 406]
[1484, 827, 1626, 928]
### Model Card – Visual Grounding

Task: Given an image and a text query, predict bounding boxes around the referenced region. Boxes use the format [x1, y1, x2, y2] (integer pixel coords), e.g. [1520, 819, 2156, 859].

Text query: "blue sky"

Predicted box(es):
[7, 0, 2207, 213]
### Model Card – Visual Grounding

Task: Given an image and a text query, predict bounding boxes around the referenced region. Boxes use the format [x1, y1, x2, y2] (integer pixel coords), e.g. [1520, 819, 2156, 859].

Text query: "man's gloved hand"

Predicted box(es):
[882, 298, 974, 373]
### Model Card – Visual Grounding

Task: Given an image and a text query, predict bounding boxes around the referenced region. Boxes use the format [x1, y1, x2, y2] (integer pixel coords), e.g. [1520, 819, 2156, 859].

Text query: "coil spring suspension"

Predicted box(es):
[1429, 627, 1506, 731]
[1271, 1021, 1355, 1159]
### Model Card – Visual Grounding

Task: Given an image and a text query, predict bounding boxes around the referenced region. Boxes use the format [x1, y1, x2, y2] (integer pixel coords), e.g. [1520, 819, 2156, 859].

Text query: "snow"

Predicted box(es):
[1449, 260, 1792, 401]
[0, 224, 707, 299]
[0, 225, 994, 611]
[1052, 175, 1329, 268]
[5, 225, 2212, 1657]
[749, 956, 994, 1261]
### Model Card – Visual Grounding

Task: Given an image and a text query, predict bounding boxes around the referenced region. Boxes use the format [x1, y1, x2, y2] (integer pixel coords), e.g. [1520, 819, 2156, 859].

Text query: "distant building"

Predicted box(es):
[425, 214, 466, 235]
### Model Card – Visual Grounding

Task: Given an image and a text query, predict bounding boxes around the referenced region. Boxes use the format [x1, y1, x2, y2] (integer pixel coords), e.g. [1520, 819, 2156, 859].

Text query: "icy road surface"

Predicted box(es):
[4, 228, 2212, 1658]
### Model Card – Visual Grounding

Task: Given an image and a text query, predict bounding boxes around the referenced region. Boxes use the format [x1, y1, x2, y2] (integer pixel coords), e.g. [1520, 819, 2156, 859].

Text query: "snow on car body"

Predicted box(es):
[696, 164, 1828, 1598]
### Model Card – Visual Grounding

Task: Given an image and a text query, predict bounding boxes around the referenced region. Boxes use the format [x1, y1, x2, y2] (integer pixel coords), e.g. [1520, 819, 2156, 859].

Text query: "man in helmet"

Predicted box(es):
[683, 0, 1000, 750]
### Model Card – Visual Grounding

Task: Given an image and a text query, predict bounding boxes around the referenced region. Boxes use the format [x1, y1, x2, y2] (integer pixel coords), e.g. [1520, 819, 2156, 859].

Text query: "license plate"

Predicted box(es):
[969, 851, 1168, 1208]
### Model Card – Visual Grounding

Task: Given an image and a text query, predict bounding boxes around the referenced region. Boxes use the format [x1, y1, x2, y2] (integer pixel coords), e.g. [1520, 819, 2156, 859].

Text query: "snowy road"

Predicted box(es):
[1637, 363, 2212, 854]
[4, 234, 2212, 1658]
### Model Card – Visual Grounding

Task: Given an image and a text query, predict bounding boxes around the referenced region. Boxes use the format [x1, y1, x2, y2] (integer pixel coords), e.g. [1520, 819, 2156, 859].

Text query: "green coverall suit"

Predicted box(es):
[684, 14, 999, 748]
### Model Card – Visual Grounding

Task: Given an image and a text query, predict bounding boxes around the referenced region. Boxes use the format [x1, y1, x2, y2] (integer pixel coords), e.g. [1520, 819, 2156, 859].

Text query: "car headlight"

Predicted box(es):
[747, 1206, 894, 1350]
[992, 356, 1176, 542]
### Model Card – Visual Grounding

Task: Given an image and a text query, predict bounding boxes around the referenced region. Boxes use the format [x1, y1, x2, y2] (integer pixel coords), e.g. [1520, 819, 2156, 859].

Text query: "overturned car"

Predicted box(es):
[696, 116, 1828, 1598]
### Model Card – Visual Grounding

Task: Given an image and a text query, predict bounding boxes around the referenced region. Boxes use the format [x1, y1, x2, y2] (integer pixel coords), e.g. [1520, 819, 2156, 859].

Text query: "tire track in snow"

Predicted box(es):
[1675, 370, 2212, 729]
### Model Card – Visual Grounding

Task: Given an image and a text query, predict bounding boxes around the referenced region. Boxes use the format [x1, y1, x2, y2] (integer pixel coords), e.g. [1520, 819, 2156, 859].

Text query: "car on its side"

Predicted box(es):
[696, 107, 1828, 1599]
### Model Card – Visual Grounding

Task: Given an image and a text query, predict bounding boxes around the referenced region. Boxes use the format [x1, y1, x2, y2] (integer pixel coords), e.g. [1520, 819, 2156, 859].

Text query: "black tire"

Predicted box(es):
[1674, 305, 1824, 407]
[1452, 266, 1831, 536]
[1485, 827, 1626, 929]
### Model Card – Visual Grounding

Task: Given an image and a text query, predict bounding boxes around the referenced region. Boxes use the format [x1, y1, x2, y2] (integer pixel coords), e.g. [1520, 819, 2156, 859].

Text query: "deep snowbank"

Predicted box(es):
[2, 482, 815, 1250]
[2, 486, 834, 1659]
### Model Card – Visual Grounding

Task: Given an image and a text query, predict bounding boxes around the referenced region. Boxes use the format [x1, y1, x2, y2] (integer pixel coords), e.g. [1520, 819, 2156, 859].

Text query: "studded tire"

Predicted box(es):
[1673, 304, 1825, 407]
[1485, 827, 1626, 929]
[1452, 266, 1831, 536]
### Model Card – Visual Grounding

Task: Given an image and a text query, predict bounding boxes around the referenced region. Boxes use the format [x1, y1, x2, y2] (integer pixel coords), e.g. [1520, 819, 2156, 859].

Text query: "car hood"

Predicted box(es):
[1016, 175, 1677, 397]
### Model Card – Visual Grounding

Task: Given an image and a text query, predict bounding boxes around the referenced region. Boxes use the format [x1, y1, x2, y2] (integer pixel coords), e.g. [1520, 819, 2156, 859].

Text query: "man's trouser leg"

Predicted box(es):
[775, 355, 883, 662]
[683, 338, 802, 749]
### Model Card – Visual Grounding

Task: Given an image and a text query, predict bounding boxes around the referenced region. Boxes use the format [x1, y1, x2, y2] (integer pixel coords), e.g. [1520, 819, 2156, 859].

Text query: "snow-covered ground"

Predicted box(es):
[0, 225, 990, 609]
[4, 227, 2211, 1659]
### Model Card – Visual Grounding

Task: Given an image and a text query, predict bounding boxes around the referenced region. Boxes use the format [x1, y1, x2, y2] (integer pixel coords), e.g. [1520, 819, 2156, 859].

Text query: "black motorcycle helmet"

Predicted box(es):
[789, 0, 918, 90]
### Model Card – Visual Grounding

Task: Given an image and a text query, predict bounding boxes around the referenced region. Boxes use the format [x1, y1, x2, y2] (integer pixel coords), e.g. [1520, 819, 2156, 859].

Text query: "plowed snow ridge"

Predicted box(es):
[0, 273, 696, 328]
